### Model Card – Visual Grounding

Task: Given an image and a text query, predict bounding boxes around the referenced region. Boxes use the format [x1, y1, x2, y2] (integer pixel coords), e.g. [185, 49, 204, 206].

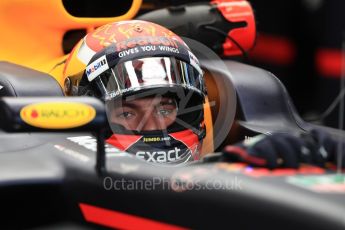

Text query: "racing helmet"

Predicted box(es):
[77, 20, 207, 165]
[62, 19, 192, 95]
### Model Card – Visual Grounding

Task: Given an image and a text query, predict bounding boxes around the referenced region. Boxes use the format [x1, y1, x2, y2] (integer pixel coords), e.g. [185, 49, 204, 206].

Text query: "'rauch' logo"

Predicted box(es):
[20, 102, 96, 129]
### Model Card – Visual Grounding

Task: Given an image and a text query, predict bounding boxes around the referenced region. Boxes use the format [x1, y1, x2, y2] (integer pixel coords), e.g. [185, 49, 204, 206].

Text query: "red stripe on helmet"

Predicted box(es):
[107, 134, 142, 151]
[169, 129, 199, 151]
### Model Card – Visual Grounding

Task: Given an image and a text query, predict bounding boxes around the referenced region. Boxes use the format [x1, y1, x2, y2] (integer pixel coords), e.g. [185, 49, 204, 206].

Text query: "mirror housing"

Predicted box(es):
[0, 97, 108, 174]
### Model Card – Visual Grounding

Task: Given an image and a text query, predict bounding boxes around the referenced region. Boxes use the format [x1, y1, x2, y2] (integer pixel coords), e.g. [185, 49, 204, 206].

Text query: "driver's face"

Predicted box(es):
[110, 97, 177, 131]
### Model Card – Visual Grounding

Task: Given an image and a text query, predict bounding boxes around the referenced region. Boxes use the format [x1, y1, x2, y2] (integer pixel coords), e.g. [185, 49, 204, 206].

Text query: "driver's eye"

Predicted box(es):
[155, 104, 176, 117]
[156, 109, 173, 117]
[117, 111, 135, 119]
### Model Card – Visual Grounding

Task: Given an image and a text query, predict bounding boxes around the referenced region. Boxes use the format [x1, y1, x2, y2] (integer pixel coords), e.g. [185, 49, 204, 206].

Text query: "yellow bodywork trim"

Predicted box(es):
[0, 0, 142, 85]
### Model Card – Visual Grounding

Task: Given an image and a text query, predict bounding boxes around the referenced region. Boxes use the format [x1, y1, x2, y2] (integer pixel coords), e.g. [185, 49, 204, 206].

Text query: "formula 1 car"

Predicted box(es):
[0, 0, 344, 229]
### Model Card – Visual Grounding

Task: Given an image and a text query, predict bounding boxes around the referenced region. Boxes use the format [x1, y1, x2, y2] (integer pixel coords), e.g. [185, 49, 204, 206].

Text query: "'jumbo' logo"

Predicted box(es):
[20, 102, 96, 129]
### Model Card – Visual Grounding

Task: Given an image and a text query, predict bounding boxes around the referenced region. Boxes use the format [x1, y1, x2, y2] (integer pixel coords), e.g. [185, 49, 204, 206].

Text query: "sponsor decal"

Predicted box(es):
[143, 136, 171, 142]
[157, 45, 179, 53]
[20, 102, 96, 129]
[136, 147, 182, 163]
[86, 55, 109, 82]
[143, 137, 161, 142]
[117, 45, 180, 58]
[287, 174, 345, 193]
[116, 36, 178, 52]
[118, 47, 140, 58]
[105, 88, 133, 100]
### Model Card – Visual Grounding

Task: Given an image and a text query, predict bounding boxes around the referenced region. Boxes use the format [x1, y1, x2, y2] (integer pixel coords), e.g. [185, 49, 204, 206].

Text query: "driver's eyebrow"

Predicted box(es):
[159, 101, 176, 107]
[117, 101, 139, 109]
[119, 98, 176, 108]
[158, 98, 177, 106]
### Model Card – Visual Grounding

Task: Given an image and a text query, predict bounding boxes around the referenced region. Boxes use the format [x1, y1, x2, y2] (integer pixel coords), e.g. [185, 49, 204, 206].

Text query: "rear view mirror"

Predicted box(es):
[0, 97, 107, 174]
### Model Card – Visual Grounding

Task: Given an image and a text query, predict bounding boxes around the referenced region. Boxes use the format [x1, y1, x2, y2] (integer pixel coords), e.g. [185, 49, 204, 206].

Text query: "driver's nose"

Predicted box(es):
[140, 117, 163, 131]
